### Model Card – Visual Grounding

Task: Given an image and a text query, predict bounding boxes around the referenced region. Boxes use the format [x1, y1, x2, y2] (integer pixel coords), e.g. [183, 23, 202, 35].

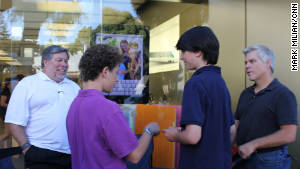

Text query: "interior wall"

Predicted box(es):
[246, 0, 300, 168]
[207, 0, 246, 110]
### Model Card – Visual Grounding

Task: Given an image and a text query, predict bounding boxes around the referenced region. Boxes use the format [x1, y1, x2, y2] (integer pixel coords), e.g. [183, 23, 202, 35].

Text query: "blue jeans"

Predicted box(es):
[0, 157, 15, 169]
[238, 146, 291, 169]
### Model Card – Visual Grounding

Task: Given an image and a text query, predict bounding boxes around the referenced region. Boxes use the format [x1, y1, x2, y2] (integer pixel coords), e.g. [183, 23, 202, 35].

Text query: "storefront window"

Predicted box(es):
[0, 0, 101, 89]
[1, 0, 207, 105]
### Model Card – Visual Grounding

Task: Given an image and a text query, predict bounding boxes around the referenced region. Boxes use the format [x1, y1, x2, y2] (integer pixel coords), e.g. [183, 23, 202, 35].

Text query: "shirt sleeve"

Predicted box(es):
[5, 78, 31, 126]
[101, 105, 138, 159]
[275, 89, 298, 125]
[180, 80, 207, 127]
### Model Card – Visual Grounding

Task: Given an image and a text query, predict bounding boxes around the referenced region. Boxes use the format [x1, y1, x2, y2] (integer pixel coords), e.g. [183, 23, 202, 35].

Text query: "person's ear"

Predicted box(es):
[43, 60, 48, 67]
[195, 51, 203, 58]
[266, 59, 272, 70]
[101, 66, 110, 79]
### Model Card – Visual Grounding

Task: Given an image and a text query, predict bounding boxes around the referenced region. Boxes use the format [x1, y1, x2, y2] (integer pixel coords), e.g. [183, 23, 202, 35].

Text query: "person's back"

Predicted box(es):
[67, 89, 139, 169]
[66, 44, 160, 169]
[179, 66, 233, 168]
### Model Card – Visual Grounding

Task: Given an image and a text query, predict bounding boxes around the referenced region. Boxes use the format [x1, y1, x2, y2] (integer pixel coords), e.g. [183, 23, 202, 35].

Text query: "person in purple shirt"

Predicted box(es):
[66, 44, 160, 169]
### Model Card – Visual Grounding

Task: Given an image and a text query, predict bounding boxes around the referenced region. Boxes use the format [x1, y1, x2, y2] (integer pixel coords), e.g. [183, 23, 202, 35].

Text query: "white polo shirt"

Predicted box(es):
[5, 72, 80, 154]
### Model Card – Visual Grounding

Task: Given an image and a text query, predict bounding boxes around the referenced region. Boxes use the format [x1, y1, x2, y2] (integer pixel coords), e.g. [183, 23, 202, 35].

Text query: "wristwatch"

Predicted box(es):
[21, 142, 31, 151]
[144, 127, 154, 136]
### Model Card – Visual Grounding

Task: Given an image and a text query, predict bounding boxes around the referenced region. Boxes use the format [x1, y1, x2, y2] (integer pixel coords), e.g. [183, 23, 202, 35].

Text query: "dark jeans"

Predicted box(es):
[24, 145, 71, 169]
[0, 157, 15, 169]
[236, 146, 291, 169]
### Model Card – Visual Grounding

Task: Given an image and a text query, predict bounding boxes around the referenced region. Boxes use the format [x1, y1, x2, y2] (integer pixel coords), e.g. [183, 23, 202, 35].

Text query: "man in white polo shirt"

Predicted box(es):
[5, 45, 80, 169]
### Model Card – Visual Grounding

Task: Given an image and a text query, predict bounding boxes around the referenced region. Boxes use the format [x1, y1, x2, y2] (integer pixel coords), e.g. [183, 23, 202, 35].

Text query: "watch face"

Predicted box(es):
[146, 128, 154, 135]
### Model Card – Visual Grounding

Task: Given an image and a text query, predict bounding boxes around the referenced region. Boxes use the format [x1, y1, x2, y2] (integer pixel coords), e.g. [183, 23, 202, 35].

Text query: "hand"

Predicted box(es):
[145, 122, 160, 136]
[238, 142, 256, 159]
[162, 127, 181, 142]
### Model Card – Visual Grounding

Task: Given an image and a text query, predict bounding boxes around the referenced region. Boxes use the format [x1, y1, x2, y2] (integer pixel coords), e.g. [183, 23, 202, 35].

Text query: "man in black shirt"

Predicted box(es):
[234, 45, 298, 169]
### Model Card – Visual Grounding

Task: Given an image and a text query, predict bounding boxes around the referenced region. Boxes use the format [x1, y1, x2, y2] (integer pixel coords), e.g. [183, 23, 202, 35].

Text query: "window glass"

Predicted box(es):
[0, 0, 208, 105]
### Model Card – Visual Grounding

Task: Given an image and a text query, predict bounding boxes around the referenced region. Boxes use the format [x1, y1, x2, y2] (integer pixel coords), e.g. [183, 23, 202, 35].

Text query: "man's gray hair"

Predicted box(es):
[41, 45, 69, 68]
[243, 45, 275, 73]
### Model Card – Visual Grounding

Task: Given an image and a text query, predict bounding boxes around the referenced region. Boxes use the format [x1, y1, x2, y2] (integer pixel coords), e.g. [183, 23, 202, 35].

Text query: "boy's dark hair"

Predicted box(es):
[176, 26, 220, 65]
[79, 44, 123, 82]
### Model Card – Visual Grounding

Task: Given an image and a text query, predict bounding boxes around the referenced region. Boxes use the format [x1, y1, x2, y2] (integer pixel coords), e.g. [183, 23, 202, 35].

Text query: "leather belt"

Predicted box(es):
[256, 146, 284, 154]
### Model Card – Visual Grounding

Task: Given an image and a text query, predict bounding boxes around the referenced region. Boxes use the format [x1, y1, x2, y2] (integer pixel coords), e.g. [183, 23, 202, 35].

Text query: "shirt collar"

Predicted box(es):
[248, 78, 280, 94]
[38, 71, 68, 84]
[265, 78, 280, 90]
[78, 89, 104, 97]
[193, 65, 221, 77]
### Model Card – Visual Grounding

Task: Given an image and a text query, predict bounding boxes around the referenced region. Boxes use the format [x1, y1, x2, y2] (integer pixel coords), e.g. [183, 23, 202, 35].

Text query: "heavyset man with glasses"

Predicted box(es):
[234, 45, 298, 169]
[5, 45, 80, 169]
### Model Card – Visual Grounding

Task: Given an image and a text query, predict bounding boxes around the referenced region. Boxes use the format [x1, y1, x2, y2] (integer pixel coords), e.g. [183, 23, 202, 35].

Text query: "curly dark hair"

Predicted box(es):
[79, 44, 123, 82]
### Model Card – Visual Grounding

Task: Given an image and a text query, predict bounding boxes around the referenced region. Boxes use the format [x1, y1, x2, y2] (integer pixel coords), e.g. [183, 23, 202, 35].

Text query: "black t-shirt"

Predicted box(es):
[235, 79, 298, 147]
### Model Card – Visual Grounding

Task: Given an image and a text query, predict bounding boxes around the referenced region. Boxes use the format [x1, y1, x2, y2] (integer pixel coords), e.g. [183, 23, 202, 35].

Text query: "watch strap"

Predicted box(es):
[21, 142, 31, 150]
[144, 127, 154, 136]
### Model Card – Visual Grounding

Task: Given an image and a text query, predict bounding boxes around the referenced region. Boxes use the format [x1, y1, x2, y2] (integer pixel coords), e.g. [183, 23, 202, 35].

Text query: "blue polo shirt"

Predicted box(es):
[179, 66, 234, 169]
[235, 79, 298, 150]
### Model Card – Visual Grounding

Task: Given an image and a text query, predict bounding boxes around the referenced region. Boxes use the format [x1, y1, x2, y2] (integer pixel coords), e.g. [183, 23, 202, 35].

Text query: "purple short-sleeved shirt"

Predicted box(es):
[66, 89, 138, 169]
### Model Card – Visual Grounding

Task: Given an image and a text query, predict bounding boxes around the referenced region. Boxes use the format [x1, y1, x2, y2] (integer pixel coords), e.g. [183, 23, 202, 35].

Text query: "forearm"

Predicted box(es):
[7, 123, 28, 146]
[171, 130, 187, 144]
[230, 125, 236, 145]
[247, 125, 297, 150]
[175, 127, 201, 145]
[127, 132, 152, 164]
[231, 121, 239, 145]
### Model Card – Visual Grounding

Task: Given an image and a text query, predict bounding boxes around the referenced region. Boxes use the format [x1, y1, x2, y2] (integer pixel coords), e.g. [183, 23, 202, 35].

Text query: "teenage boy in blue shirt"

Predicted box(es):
[163, 26, 235, 169]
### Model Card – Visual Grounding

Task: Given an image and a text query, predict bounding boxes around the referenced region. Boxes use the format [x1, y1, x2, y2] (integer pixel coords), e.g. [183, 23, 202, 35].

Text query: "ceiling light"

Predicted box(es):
[0, 56, 15, 61]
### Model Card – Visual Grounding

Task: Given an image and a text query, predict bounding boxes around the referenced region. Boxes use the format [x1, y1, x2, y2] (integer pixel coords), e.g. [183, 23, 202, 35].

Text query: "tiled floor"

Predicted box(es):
[0, 121, 24, 169]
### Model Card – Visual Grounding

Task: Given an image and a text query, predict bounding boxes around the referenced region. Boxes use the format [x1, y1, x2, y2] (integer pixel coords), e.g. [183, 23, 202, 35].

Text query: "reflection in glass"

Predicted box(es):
[0, 0, 208, 106]
[149, 15, 180, 74]
[0, 0, 102, 85]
